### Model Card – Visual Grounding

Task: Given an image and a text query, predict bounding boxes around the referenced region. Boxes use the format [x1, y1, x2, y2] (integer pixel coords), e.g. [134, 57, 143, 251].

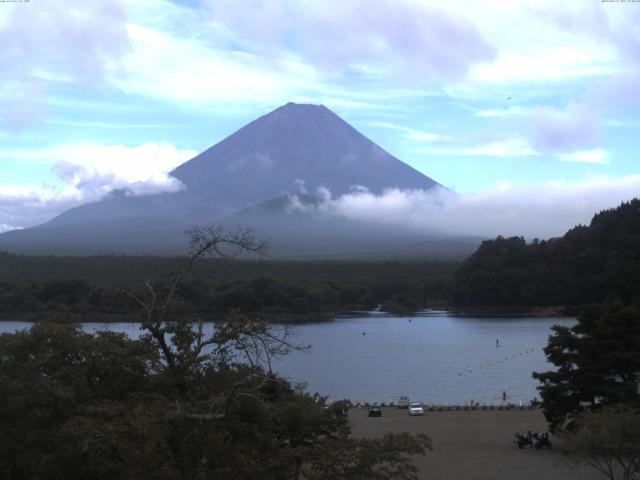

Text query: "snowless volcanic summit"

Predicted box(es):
[0, 103, 450, 256]
[171, 102, 441, 206]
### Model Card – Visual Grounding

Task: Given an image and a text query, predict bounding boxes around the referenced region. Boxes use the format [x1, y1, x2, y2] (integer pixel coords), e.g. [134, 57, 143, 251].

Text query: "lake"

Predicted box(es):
[0, 311, 573, 405]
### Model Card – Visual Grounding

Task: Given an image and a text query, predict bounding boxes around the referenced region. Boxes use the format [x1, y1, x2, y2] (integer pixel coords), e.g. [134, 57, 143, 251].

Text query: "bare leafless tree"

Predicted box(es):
[118, 225, 303, 377]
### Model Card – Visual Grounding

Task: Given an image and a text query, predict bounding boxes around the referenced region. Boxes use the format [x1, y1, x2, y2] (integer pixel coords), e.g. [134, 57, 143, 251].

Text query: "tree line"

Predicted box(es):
[0, 254, 456, 321]
[451, 199, 640, 308]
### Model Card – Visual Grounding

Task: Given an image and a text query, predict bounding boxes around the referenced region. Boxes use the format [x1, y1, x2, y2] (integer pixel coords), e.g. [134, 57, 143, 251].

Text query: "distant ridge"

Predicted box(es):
[0, 103, 461, 256]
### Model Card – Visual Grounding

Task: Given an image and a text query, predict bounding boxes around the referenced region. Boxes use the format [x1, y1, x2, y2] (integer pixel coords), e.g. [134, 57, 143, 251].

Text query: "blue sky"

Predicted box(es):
[1, 0, 639, 235]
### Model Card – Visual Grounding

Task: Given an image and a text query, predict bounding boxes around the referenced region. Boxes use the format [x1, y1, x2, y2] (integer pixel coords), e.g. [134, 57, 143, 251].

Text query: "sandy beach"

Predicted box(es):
[349, 407, 601, 480]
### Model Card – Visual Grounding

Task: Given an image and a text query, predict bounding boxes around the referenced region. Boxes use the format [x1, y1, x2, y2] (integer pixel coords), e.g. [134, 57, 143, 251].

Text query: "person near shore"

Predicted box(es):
[502, 390, 507, 402]
[496, 338, 499, 347]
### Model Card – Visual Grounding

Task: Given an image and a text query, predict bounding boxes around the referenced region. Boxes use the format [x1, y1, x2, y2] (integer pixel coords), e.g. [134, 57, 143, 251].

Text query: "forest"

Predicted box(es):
[451, 199, 640, 308]
[0, 253, 457, 321]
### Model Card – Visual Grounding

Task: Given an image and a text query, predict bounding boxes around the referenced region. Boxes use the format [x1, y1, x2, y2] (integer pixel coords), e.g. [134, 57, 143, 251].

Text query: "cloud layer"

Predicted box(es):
[0, 142, 195, 232]
[3, 146, 639, 244]
[206, 0, 496, 81]
[530, 104, 601, 153]
[0, 0, 130, 131]
[290, 176, 640, 239]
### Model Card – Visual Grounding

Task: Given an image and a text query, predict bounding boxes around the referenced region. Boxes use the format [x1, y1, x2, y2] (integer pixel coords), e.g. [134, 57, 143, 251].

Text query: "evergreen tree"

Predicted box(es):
[533, 303, 640, 432]
[452, 199, 640, 307]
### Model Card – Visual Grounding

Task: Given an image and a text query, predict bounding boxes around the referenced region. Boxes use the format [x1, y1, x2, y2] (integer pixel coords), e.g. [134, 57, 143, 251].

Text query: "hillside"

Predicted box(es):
[0, 103, 453, 256]
[451, 199, 640, 307]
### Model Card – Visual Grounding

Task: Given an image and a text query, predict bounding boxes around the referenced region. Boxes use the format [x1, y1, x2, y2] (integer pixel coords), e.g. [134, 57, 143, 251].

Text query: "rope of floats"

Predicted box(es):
[456, 347, 538, 377]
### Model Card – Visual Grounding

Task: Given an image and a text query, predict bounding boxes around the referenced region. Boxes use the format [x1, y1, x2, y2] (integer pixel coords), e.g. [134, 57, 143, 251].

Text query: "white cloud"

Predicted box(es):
[0, 224, 22, 234]
[293, 179, 307, 194]
[204, 0, 496, 82]
[469, 47, 617, 83]
[474, 105, 530, 118]
[437, 1, 622, 85]
[417, 137, 536, 157]
[110, 24, 321, 106]
[374, 115, 606, 162]
[0, 141, 196, 230]
[530, 103, 601, 153]
[604, 119, 640, 128]
[558, 149, 609, 165]
[290, 175, 640, 239]
[369, 121, 453, 143]
[0, 0, 130, 131]
[406, 131, 453, 143]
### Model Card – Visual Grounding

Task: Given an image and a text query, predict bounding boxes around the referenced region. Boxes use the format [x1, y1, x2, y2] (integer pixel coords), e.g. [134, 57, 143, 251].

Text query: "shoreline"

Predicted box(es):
[443, 305, 578, 317]
[0, 305, 577, 323]
[0, 310, 340, 324]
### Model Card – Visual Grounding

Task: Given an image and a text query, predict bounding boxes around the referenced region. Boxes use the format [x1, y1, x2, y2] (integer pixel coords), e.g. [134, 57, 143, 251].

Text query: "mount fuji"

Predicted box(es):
[0, 103, 478, 257]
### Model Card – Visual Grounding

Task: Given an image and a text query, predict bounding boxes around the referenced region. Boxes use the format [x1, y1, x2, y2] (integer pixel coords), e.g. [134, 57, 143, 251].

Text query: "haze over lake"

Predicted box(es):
[1, 312, 573, 405]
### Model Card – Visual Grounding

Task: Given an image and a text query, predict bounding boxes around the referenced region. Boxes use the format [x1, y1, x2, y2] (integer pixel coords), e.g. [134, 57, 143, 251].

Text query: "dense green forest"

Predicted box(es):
[451, 199, 640, 308]
[0, 254, 457, 321]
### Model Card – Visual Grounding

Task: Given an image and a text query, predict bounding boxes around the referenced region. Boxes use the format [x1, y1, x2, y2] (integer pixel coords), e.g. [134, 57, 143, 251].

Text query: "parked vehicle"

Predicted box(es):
[514, 431, 533, 449]
[397, 396, 410, 409]
[368, 405, 382, 417]
[533, 432, 552, 450]
[409, 403, 424, 416]
[514, 431, 552, 449]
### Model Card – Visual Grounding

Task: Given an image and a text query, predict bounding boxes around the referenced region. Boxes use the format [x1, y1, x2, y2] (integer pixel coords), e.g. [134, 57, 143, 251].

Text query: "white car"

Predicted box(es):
[409, 403, 424, 416]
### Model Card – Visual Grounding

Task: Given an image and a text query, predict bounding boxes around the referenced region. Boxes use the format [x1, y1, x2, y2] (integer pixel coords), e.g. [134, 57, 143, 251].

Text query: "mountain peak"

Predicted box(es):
[282, 101, 326, 109]
[264, 102, 334, 124]
[0, 103, 445, 254]
[169, 101, 441, 202]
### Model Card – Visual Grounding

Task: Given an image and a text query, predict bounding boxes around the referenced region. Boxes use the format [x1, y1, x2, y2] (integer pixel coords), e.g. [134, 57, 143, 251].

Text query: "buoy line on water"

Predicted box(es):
[456, 347, 537, 377]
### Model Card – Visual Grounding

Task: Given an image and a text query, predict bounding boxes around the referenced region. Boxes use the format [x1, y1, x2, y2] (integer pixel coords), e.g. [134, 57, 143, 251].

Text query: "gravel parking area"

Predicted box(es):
[349, 407, 601, 480]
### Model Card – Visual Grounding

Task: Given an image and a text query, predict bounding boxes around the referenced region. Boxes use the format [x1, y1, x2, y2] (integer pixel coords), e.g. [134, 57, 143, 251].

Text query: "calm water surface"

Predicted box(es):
[1, 311, 574, 405]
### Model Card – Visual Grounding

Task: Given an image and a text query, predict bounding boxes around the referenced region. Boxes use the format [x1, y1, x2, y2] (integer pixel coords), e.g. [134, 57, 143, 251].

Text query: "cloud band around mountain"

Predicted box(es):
[288, 175, 640, 239]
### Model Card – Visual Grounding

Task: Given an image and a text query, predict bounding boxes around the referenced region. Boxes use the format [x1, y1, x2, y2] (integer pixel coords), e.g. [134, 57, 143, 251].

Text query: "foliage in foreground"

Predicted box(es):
[0, 321, 431, 480]
[533, 302, 640, 432]
[561, 406, 640, 480]
[0, 226, 432, 480]
[535, 302, 640, 480]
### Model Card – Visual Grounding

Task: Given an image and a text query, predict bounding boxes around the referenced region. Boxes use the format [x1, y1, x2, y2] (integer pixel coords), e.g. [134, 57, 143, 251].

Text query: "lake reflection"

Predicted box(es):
[0, 312, 573, 405]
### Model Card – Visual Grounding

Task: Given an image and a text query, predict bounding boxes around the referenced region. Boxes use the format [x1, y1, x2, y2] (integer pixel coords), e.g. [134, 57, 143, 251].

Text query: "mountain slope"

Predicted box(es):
[217, 194, 480, 258]
[0, 102, 447, 255]
[172, 102, 441, 206]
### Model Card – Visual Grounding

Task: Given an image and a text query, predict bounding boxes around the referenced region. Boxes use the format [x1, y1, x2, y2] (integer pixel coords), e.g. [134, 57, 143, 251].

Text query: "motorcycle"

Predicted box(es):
[513, 431, 533, 449]
[533, 432, 552, 450]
